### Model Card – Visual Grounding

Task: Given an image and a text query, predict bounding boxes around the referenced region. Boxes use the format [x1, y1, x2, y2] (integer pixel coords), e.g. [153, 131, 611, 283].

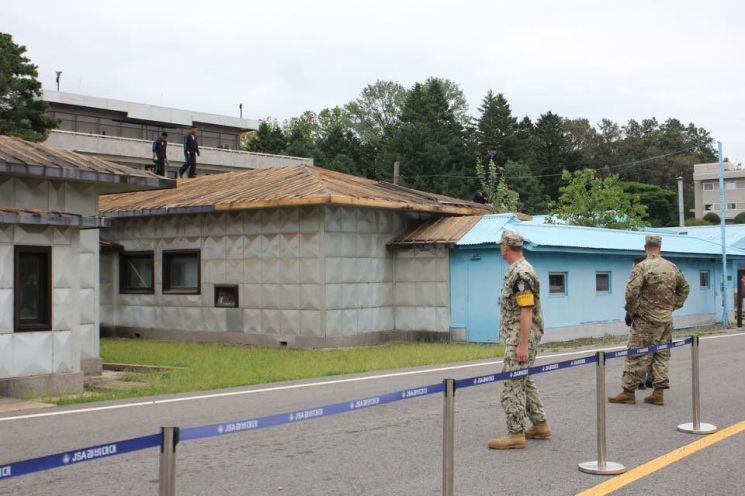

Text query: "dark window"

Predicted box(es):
[120, 252, 154, 294]
[699, 271, 710, 288]
[163, 250, 201, 294]
[596, 272, 611, 293]
[14, 246, 52, 331]
[214, 285, 238, 307]
[548, 273, 567, 295]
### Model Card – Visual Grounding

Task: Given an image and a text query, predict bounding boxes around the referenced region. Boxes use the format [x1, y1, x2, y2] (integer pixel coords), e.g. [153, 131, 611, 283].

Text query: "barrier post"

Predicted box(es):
[578, 352, 626, 475]
[677, 336, 718, 434]
[159, 427, 180, 496]
[442, 378, 455, 496]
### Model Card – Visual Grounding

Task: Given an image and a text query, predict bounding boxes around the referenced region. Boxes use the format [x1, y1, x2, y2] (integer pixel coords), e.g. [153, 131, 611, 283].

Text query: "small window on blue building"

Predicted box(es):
[549, 273, 567, 295]
[596, 272, 611, 293]
[699, 271, 710, 288]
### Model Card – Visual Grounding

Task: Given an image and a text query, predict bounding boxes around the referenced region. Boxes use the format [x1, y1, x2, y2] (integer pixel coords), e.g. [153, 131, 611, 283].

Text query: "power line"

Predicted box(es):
[398, 146, 701, 181]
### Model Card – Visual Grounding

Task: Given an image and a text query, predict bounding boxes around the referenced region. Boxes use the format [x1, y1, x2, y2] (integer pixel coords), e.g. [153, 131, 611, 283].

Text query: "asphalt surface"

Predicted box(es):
[1, 333, 744, 496]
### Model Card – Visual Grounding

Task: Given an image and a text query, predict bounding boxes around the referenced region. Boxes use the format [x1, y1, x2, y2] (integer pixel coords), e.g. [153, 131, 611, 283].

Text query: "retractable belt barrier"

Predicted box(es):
[0, 336, 708, 496]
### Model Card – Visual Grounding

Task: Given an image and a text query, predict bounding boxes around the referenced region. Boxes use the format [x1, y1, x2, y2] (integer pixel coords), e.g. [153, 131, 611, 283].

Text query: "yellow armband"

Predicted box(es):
[515, 290, 535, 307]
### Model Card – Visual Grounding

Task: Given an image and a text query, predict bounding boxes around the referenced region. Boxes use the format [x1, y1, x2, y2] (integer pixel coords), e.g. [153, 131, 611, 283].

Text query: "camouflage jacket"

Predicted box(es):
[500, 258, 544, 346]
[625, 255, 690, 325]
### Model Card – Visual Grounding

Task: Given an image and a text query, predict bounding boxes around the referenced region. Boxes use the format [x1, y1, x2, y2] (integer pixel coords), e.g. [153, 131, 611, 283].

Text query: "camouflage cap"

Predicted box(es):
[500, 230, 524, 247]
[645, 234, 662, 247]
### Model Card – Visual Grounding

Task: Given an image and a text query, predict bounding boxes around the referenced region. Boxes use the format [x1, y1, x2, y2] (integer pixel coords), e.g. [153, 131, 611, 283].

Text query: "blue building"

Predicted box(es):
[393, 214, 745, 343]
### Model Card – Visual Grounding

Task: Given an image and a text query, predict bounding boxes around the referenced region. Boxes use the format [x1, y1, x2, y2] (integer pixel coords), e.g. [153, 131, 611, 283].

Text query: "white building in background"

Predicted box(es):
[0, 135, 174, 398]
[693, 162, 745, 222]
[42, 90, 312, 177]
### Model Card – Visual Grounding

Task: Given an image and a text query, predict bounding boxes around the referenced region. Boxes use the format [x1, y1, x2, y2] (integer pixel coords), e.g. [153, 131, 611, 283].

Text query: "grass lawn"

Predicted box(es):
[52, 340, 503, 405]
[49, 324, 726, 405]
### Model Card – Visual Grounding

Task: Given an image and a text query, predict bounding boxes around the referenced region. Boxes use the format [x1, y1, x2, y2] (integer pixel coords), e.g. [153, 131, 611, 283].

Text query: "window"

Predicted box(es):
[596, 272, 611, 293]
[215, 285, 238, 307]
[726, 182, 736, 190]
[163, 250, 200, 294]
[703, 183, 714, 191]
[728, 203, 737, 210]
[704, 204, 713, 211]
[14, 246, 51, 331]
[699, 271, 710, 288]
[120, 252, 154, 294]
[548, 272, 567, 295]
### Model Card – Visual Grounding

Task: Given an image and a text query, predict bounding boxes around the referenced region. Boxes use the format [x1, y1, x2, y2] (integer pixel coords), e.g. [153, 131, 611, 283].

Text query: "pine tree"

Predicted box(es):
[0, 33, 57, 141]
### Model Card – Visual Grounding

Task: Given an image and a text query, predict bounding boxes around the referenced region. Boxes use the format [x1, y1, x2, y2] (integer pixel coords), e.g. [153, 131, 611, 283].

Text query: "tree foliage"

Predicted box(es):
[702, 212, 721, 224]
[547, 169, 648, 229]
[685, 217, 711, 226]
[503, 161, 548, 214]
[734, 212, 745, 225]
[618, 181, 677, 227]
[475, 158, 516, 213]
[0, 32, 57, 141]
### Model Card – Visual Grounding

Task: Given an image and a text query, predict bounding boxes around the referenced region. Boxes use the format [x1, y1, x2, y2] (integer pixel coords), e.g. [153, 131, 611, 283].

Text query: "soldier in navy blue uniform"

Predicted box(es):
[179, 126, 200, 178]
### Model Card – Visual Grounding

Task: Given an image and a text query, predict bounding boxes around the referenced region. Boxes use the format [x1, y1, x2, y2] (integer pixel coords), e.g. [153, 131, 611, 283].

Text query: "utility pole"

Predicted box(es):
[677, 176, 685, 228]
[55, 71, 62, 92]
[719, 141, 730, 326]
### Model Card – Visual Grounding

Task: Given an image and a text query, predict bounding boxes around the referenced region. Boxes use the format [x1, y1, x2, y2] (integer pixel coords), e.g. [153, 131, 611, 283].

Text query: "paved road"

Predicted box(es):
[1, 333, 744, 496]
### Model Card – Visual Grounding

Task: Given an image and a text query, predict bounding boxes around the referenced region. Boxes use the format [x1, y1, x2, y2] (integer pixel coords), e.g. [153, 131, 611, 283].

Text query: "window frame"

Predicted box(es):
[14, 245, 52, 332]
[548, 272, 568, 296]
[595, 271, 611, 294]
[703, 183, 714, 191]
[699, 270, 710, 289]
[119, 251, 155, 294]
[162, 249, 201, 295]
[214, 284, 239, 308]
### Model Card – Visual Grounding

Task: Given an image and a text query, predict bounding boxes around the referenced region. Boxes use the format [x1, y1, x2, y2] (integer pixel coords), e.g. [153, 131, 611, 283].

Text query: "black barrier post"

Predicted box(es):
[442, 378, 455, 496]
[159, 427, 180, 496]
[677, 336, 718, 434]
[578, 352, 626, 475]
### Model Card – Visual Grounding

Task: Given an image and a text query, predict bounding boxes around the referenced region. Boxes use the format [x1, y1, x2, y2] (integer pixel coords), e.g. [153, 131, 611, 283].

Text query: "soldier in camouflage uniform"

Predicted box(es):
[488, 230, 551, 450]
[609, 235, 690, 406]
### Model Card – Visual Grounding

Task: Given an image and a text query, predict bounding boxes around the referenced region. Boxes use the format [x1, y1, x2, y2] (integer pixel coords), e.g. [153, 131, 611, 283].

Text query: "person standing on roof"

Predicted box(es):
[609, 235, 689, 406]
[152, 132, 168, 176]
[178, 126, 200, 178]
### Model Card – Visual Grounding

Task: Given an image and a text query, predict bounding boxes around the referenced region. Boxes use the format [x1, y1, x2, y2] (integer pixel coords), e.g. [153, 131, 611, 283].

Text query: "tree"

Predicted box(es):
[475, 158, 517, 212]
[0, 33, 57, 141]
[425, 77, 470, 127]
[702, 212, 721, 224]
[345, 80, 407, 148]
[547, 168, 648, 229]
[503, 161, 548, 214]
[242, 120, 286, 154]
[382, 79, 474, 197]
[619, 181, 677, 227]
[532, 111, 572, 198]
[734, 212, 745, 225]
[476, 91, 517, 164]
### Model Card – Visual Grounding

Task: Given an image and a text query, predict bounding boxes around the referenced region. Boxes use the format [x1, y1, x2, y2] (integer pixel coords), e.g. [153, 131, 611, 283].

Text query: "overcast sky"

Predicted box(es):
[3, 0, 744, 162]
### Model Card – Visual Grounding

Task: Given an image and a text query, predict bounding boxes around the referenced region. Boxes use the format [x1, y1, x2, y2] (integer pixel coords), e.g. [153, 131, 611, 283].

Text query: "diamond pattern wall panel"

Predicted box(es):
[15, 178, 49, 211]
[0, 289, 12, 333]
[13, 331, 53, 376]
[78, 323, 98, 359]
[0, 244, 11, 289]
[53, 330, 79, 373]
[0, 334, 11, 378]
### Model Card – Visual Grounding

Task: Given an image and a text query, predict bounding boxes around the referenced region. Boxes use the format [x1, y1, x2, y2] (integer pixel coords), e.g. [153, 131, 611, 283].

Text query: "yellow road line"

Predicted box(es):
[577, 420, 745, 496]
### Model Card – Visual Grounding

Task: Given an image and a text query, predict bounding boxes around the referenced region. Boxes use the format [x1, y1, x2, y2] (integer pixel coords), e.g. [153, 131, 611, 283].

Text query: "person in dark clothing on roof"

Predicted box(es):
[178, 126, 200, 178]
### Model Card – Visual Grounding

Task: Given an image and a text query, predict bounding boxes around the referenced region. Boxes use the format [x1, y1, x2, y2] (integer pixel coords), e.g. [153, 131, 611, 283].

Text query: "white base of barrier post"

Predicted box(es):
[578, 461, 627, 476]
[578, 352, 626, 476]
[159, 426, 179, 496]
[677, 336, 718, 435]
[676, 422, 718, 435]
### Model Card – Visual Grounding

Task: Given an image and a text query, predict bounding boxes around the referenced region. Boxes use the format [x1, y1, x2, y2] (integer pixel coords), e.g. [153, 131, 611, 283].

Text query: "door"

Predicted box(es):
[465, 250, 504, 343]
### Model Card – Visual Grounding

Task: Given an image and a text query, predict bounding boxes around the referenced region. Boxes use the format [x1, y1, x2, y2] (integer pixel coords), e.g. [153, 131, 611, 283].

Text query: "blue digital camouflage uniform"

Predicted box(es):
[499, 249, 547, 434]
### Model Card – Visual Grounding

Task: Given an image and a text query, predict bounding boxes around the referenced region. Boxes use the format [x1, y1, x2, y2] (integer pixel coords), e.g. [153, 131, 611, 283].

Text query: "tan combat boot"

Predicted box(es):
[644, 388, 664, 405]
[608, 389, 636, 404]
[487, 432, 526, 449]
[525, 421, 552, 439]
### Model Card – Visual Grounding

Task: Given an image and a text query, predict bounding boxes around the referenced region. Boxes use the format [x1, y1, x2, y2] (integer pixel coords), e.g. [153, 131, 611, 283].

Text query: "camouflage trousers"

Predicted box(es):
[500, 345, 547, 434]
[621, 319, 673, 391]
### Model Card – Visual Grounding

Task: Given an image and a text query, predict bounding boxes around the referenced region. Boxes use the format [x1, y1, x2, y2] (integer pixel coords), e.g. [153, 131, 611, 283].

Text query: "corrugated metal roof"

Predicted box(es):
[99, 166, 491, 217]
[0, 135, 174, 191]
[652, 225, 745, 249]
[457, 214, 517, 246]
[456, 215, 745, 257]
[389, 215, 482, 246]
